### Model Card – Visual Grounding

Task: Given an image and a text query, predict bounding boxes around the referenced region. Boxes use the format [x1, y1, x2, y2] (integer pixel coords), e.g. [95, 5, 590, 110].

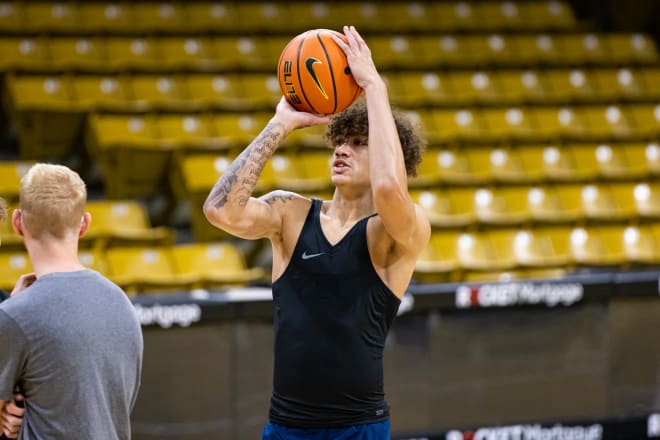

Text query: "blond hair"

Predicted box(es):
[0, 197, 6, 223]
[20, 163, 87, 239]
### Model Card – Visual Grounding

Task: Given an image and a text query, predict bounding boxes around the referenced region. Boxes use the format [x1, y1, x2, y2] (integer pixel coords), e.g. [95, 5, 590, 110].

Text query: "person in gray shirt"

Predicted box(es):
[0, 164, 143, 439]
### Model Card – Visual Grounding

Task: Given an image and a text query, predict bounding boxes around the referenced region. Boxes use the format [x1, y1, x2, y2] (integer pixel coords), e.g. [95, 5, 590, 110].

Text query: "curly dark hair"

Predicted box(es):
[324, 99, 426, 177]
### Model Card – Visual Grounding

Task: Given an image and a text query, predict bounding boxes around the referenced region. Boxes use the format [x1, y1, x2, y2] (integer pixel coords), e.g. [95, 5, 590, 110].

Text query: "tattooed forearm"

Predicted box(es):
[206, 122, 284, 209]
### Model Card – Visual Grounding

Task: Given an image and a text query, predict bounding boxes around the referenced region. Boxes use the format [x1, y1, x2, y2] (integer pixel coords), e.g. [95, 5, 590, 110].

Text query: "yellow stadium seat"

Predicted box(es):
[184, 74, 246, 111]
[423, 109, 487, 145]
[431, 2, 483, 32]
[462, 34, 519, 67]
[621, 225, 660, 265]
[184, 2, 242, 33]
[593, 143, 648, 180]
[580, 183, 636, 222]
[605, 33, 659, 65]
[497, 70, 551, 104]
[367, 35, 421, 70]
[77, 3, 133, 34]
[632, 182, 660, 220]
[236, 2, 290, 32]
[582, 105, 635, 141]
[627, 104, 660, 138]
[70, 75, 131, 112]
[639, 68, 660, 100]
[511, 227, 573, 268]
[414, 230, 462, 282]
[486, 147, 532, 183]
[0, 2, 24, 33]
[78, 248, 109, 275]
[524, 1, 576, 31]
[643, 142, 660, 176]
[477, 1, 526, 32]
[284, 124, 328, 150]
[4, 74, 82, 161]
[593, 68, 647, 102]
[211, 36, 273, 71]
[482, 107, 536, 142]
[544, 69, 598, 103]
[210, 113, 270, 150]
[238, 74, 282, 111]
[267, 152, 332, 194]
[532, 107, 587, 141]
[24, 2, 78, 33]
[156, 114, 216, 151]
[84, 199, 173, 250]
[559, 34, 610, 65]
[562, 144, 600, 180]
[456, 230, 517, 272]
[513, 145, 548, 182]
[410, 188, 476, 228]
[47, 37, 105, 71]
[156, 37, 219, 71]
[131, 2, 187, 33]
[379, 2, 437, 32]
[85, 114, 167, 198]
[170, 242, 265, 290]
[394, 71, 453, 108]
[0, 161, 33, 204]
[0, 37, 48, 71]
[127, 75, 194, 112]
[104, 37, 162, 71]
[411, 148, 485, 187]
[105, 246, 193, 295]
[473, 186, 531, 225]
[417, 35, 471, 68]
[570, 226, 627, 266]
[449, 71, 504, 105]
[514, 34, 563, 66]
[0, 251, 32, 292]
[526, 184, 583, 223]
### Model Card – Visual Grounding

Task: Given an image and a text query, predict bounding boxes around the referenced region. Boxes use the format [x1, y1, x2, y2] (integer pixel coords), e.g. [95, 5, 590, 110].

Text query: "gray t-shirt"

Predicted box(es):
[0, 269, 143, 440]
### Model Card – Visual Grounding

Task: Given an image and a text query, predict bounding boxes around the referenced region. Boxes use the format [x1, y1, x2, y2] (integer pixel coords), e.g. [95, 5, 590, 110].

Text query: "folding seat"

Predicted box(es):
[268, 152, 332, 194]
[127, 75, 193, 112]
[410, 188, 477, 228]
[558, 33, 610, 66]
[170, 242, 265, 290]
[570, 225, 627, 267]
[524, 144, 590, 182]
[70, 75, 131, 112]
[417, 35, 471, 69]
[477, 1, 526, 32]
[78, 248, 109, 275]
[632, 182, 660, 220]
[85, 114, 166, 198]
[367, 35, 422, 70]
[473, 186, 531, 226]
[104, 37, 162, 72]
[448, 71, 505, 105]
[184, 2, 242, 33]
[524, 1, 576, 31]
[84, 199, 173, 250]
[236, 2, 291, 32]
[131, 2, 187, 33]
[414, 230, 461, 283]
[239, 74, 282, 111]
[211, 36, 273, 71]
[544, 69, 598, 103]
[4, 74, 82, 161]
[582, 105, 635, 141]
[105, 246, 194, 295]
[526, 184, 584, 223]
[24, 2, 79, 33]
[0, 37, 48, 71]
[423, 108, 487, 145]
[643, 142, 660, 176]
[396, 71, 454, 108]
[481, 107, 536, 143]
[628, 104, 660, 138]
[514, 145, 548, 183]
[184, 74, 245, 112]
[0, 1, 24, 33]
[593, 68, 647, 102]
[462, 34, 519, 67]
[621, 225, 660, 265]
[77, 3, 134, 34]
[511, 227, 573, 268]
[379, 2, 437, 33]
[410, 148, 486, 187]
[430, 2, 483, 32]
[0, 251, 32, 292]
[532, 106, 588, 142]
[47, 37, 105, 71]
[155, 114, 217, 152]
[580, 183, 636, 222]
[605, 33, 659, 65]
[284, 124, 328, 150]
[561, 143, 600, 180]
[156, 37, 219, 72]
[456, 230, 517, 272]
[593, 143, 648, 180]
[484, 147, 533, 183]
[210, 113, 270, 150]
[497, 69, 551, 105]
[0, 160, 34, 204]
[513, 34, 563, 66]
[639, 68, 660, 100]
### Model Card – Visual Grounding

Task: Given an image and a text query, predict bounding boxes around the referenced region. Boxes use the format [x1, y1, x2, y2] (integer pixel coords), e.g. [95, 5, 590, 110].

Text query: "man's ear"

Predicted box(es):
[79, 212, 92, 238]
[11, 209, 24, 237]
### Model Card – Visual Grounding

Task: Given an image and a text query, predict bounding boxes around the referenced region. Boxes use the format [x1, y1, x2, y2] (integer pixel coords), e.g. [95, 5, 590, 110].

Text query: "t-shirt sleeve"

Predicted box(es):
[0, 310, 27, 401]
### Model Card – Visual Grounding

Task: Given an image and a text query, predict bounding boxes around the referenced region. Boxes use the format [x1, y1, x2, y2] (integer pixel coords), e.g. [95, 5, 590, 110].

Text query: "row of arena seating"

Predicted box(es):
[0, 32, 657, 73]
[6, 67, 660, 115]
[0, 242, 264, 294]
[0, 1, 576, 34]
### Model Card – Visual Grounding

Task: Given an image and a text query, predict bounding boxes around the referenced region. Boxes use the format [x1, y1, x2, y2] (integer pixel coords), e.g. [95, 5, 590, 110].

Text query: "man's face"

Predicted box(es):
[330, 135, 370, 187]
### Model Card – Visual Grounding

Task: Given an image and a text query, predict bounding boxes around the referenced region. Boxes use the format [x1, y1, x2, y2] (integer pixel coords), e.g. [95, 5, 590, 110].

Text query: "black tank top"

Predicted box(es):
[269, 199, 401, 428]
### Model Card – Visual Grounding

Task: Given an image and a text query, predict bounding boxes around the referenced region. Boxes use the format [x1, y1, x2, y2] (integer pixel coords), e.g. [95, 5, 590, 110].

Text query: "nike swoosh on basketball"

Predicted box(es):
[305, 57, 329, 99]
[301, 251, 325, 260]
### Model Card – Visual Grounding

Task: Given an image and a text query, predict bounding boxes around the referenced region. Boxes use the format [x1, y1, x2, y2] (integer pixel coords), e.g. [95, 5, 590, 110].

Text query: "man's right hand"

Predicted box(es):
[1, 392, 24, 439]
[10, 273, 36, 297]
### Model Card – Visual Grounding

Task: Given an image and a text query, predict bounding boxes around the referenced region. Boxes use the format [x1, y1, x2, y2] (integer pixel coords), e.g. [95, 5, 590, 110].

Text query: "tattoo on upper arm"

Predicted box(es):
[263, 192, 296, 206]
[207, 123, 284, 209]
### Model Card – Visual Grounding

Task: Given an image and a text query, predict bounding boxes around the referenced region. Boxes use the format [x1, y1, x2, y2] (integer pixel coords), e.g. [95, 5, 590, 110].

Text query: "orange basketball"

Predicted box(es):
[277, 29, 362, 115]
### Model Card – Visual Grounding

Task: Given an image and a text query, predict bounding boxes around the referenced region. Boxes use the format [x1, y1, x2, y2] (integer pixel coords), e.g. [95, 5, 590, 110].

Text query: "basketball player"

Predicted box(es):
[204, 26, 430, 439]
[0, 164, 143, 439]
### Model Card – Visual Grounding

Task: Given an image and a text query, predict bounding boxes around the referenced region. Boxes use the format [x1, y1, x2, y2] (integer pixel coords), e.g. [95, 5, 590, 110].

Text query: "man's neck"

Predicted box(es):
[24, 238, 85, 278]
